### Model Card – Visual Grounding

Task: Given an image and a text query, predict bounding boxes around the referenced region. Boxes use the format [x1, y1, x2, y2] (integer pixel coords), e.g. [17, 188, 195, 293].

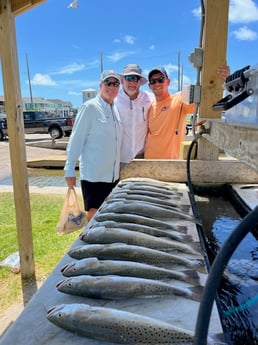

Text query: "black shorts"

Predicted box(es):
[80, 180, 119, 211]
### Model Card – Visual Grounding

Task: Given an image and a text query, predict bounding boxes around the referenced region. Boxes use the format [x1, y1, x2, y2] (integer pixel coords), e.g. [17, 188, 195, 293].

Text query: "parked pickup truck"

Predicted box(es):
[0, 111, 74, 141]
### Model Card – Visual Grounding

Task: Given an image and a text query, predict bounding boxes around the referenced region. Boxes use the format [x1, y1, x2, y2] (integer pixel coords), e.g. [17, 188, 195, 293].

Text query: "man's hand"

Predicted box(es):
[65, 176, 76, 189]
[217, 65, 230, 81]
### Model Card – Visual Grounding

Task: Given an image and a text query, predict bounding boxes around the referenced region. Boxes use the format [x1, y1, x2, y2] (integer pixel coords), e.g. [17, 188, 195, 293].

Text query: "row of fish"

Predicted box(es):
[47, 178, 209, 344]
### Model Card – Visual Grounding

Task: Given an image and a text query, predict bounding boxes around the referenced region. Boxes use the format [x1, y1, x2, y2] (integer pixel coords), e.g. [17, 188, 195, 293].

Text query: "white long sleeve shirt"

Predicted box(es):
[64, 94, 122, 182]
[116, 89, 154, 163]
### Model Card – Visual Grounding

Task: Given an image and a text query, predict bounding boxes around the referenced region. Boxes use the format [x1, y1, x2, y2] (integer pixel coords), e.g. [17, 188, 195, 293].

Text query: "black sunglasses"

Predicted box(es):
[103, 80, 120, 87]
[124, 75, 141, 82]
[149, 76, 166, 85]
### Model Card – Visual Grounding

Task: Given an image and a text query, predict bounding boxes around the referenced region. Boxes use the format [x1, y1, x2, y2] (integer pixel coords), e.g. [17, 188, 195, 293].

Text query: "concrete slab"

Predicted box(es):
[0, 180, 224, 345]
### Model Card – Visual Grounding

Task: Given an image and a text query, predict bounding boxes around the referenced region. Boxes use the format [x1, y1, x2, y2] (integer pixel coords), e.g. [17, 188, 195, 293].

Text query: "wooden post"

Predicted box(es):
[0, 0, 36, 298]
[198, 0, 229, 160]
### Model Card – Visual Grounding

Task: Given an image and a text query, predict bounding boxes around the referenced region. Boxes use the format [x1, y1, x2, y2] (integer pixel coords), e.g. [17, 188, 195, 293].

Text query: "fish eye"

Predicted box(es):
[57, 313, 63, 318]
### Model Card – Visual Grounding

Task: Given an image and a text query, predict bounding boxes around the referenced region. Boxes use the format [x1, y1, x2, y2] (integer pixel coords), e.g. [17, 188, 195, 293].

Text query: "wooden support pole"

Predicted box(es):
[198, 0, 229, 160]
[0, 0, 36, 299]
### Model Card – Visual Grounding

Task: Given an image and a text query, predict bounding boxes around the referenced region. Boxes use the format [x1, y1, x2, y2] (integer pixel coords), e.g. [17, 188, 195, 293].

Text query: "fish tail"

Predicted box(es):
[191, 259, 207, 273]
[190, 285, 204, 302]
[180, 234, 193, 242]
[183, 269, 200, 285]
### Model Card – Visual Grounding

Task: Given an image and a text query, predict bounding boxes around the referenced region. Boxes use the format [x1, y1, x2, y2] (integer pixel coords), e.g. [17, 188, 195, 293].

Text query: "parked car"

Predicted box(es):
[0, 111, 74, 141]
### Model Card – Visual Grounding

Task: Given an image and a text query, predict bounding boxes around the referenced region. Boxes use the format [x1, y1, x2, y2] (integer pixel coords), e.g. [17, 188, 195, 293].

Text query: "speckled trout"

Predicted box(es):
[94, 212, 188, 233]
[61, 257, 200, 285]
[56, 275, 203, 301]
[47, 303, 225, 345]
[47, 303, 195, 344]
[80, 227, 200, 254]
[112, 187, 182, 201]
[107, 191, 190, 212]
[100, 201, 197, 223]
[89, 220, 192, 242]
[118, 181, 183, 196]
[68, 243, 205, 272]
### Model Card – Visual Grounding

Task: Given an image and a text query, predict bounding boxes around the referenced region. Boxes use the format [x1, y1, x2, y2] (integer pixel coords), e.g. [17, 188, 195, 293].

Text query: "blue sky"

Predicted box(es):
[1, 0, 258, 108]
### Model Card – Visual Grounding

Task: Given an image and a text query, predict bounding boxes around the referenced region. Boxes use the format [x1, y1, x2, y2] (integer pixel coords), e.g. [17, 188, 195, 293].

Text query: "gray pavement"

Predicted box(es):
[0, 136, 82, 195]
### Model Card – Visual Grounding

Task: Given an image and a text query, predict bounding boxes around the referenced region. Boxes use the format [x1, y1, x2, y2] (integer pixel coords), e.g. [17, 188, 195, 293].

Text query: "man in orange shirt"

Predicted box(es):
[144, 65, 230, 159]
[144, 66, 195, 159]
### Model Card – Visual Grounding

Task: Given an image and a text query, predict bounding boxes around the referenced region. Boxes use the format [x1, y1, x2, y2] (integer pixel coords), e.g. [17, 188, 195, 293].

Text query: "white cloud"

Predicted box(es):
[231, 25, 257, 40]
[164, 64, 179, 75]
[124, 35, 136, 44]
[54, 63, 85, 75]
[107, 51, 136, 62]
[149, 44, 155, 50]
[68, 90, 81, 96]
[30, 73, 56, 86]
[229, 0, 258, 23]
[113, 38, 121, 43]
[192, 6, 201, 18]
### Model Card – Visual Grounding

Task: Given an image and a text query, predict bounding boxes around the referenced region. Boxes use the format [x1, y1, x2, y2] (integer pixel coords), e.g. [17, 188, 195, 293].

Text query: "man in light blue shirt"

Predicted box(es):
[64, 70, 122, 221]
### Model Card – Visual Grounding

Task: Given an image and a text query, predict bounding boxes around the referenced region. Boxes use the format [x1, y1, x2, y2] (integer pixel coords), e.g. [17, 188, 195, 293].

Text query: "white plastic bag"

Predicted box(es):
[57, 188, 87, 235]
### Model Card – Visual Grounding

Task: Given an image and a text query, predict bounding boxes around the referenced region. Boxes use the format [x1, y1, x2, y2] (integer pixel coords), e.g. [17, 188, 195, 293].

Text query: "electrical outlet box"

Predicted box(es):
[181, 85, 201, 104]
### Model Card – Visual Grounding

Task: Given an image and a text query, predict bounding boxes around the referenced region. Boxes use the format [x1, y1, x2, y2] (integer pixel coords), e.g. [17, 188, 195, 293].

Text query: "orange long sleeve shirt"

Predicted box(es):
[144, 93, 195, 159]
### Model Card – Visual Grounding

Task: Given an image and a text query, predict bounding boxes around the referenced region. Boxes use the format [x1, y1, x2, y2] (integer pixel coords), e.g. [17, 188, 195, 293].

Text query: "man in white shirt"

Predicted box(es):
[116, 64, 154, 168]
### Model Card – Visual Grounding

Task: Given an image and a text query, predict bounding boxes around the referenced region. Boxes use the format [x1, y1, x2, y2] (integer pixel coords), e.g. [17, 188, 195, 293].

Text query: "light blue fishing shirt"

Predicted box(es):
[64, 94, 122, 182]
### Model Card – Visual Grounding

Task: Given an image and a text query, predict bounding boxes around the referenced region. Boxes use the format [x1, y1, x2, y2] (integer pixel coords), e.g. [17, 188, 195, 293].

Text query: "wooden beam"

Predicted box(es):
[11, 0, 45, 15]
[202, 120, 258, 172]
[198, 0, 229, 160]
[121, 159, 258, 184]
[0, 0, 36, 290]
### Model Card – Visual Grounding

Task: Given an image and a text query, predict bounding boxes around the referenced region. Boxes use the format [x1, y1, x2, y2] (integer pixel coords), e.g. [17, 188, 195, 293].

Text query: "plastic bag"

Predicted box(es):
[57, 188, 87, 235]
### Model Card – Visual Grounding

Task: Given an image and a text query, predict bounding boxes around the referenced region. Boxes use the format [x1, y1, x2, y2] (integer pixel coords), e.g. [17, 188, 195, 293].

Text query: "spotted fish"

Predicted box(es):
[89, 220, 192, 242]
[68, 243, 205, 272]
[56, 275, 203, 301]
[95, 212, 188, 233]
[61, 257, 200, 285]
[80, 227, 199, 254]
[107, 192, 190, 212]
[100, 201, 197, 223]
[47, 303, 195, 344]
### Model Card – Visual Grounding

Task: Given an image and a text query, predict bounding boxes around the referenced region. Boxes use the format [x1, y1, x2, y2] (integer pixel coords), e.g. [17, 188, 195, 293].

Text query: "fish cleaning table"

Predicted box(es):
[0, 179, 224, 345]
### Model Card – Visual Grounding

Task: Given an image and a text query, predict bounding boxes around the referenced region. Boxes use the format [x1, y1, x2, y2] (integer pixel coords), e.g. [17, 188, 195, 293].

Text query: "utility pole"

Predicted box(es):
[26, 53, 33, 107]
[178, 50, 181, 91]
[100, 52, 103, 73]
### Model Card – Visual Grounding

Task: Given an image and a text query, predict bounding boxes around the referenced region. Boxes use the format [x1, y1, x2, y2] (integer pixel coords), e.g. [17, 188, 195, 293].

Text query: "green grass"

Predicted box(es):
[0, 192, 82, 315]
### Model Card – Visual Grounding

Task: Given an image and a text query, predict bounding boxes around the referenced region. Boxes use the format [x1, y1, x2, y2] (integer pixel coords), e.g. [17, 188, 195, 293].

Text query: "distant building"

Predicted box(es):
[81, 89, 97, 103]
[0, 96, 75, 117]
